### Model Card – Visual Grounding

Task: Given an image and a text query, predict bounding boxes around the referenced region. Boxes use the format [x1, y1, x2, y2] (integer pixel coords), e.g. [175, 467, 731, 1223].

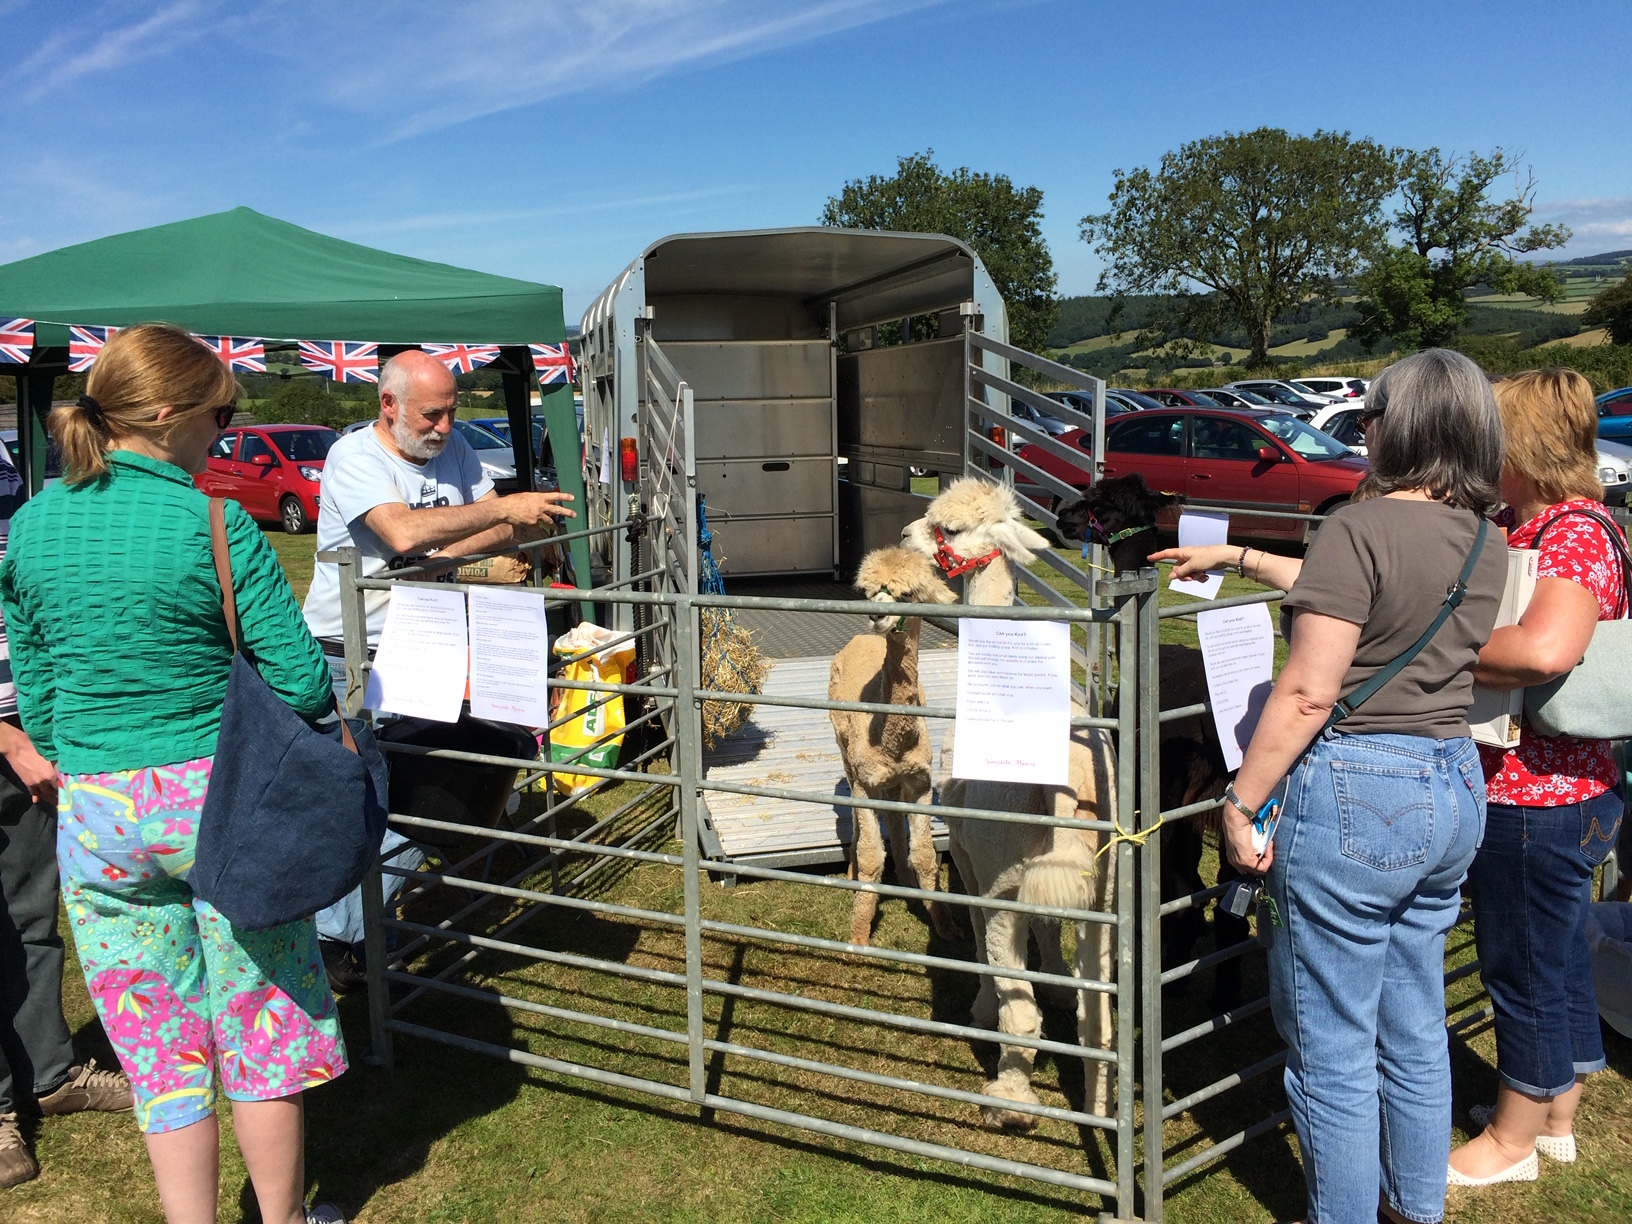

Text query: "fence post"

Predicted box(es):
[1113, 592, 1139, 1222]
[675, 595, 706, 1103]
[1136, 569, 1164, 1220]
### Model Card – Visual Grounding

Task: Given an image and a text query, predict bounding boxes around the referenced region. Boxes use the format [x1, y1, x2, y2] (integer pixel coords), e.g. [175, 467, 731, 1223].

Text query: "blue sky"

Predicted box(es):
[3, 0, 1629, 323]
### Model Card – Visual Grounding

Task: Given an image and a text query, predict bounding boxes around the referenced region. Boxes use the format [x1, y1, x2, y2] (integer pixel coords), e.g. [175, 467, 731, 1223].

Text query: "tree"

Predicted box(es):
[821, 151, 1058, 355]
[259, 379, 370, 429]
[1353, 148, 1572, 350]
[1080, 128, 1399, 366]
[1583, 270, 1632, 346]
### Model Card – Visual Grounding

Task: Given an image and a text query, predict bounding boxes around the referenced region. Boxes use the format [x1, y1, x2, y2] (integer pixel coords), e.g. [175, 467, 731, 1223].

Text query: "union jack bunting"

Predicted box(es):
[196, 335, 266, 373]
[529, 342, 576, 386]
[423, 342, 500, 374]
[68, 325, 118, 373]
[298, 340, 378, 383]
[0, 318, 34, 365]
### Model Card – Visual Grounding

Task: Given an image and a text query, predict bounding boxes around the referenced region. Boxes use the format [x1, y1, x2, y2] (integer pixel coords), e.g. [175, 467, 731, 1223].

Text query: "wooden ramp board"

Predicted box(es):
[701, 648, 958, 868]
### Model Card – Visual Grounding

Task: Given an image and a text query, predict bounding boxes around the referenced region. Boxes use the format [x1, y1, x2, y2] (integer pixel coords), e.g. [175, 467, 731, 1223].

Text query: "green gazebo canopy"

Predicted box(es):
[0, 206, 565, 347]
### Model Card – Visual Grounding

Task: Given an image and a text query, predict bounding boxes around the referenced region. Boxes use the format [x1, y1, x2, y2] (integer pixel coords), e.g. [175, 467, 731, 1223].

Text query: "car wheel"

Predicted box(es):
[280, 495, 310, 534]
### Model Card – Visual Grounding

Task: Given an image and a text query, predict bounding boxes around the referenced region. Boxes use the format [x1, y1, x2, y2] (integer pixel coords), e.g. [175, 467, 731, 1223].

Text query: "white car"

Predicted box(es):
[1597, 438, 1632, 507]
[1309, 404, 1368, 453]
[1296, 376, 1369, 402]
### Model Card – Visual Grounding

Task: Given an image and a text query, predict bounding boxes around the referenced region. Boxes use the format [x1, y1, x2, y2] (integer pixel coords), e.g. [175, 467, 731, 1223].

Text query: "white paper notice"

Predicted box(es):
[952, 619, 1071, 785]
[1196, 602, 1276, 771]
[1168, 512, 1231, 599]
[468, 587, 551, 726]
[598, 428, 612, 484]
[364, 586, 468, 723]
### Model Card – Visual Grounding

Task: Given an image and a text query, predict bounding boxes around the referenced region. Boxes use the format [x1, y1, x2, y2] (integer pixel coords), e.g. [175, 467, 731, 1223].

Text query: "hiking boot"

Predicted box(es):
[36, 1060, 133, 1115]
[0, 1113, 39, 1189]
[320, 938, 369, 996]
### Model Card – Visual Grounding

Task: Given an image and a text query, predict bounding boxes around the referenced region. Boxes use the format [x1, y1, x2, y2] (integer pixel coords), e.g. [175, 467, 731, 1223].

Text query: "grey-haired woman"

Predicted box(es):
[1152, 348, 1508, 1224]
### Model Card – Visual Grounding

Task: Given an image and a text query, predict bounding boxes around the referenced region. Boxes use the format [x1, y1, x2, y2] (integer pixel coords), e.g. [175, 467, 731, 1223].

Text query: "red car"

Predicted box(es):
[1016, 407, 1368, 542]
[195, 424, 337, 534]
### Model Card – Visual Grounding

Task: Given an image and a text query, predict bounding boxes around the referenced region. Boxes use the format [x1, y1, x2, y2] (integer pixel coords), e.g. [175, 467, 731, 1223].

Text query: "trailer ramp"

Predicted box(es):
[701, 648, 956, 870]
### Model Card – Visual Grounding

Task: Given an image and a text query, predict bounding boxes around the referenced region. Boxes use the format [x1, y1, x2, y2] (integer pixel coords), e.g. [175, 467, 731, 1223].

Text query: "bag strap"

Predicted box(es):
[1529, 505, 1632, 620]
[207, 498, 359, 756]
[1324, 516, 1489, 732]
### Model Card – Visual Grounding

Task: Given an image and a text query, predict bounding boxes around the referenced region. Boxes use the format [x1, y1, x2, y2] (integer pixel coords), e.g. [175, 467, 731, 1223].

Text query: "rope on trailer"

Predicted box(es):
[696, 494, 767, 748]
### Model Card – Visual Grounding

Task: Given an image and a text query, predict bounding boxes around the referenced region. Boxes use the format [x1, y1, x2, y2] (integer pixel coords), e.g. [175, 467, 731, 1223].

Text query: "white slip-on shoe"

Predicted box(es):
[1446, 1149, 1540, 1186]
[1469, 1103, 1577, 1162]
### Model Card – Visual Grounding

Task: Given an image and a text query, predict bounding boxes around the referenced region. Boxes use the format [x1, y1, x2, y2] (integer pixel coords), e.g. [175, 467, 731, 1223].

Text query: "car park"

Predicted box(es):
[195, 423, 336, 533]
[1597, 386, 1632, 443]
[1199, 386, 1278, 410]
[1309, 403, 1367, 452]
[1048, 389, 1137, 420]
[1008, 400, 1071, 438]
[1015, 407, 1368, 542]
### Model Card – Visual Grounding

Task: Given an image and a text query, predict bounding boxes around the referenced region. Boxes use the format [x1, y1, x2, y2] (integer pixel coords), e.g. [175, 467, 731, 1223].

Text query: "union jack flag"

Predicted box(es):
[299, 340, 378, 383]
[423, 343, 500, 374]
[195, 335, 266, 373]
[529, 342, 576, 386]
[0, 318, 33, 365]
[68, 325, 118, 373]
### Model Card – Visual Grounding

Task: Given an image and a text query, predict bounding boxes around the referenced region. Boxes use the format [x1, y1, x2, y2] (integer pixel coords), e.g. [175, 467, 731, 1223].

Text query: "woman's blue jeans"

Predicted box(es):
[1265, 731, 1484, 1224]
[1467, 789, 1622, 1097]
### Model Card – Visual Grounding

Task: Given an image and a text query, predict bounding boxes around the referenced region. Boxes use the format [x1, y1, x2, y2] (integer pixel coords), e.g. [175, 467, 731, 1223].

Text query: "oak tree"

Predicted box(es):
[1353, 149, 1571, 350]
[1080, 128, 1399, 366]
[822, 151, 1058, 355]
[1583, 270, 1632, 346]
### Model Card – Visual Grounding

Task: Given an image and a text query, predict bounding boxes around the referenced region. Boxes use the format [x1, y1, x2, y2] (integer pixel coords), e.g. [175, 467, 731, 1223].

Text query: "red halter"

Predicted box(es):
[932, 525, 1003, 578]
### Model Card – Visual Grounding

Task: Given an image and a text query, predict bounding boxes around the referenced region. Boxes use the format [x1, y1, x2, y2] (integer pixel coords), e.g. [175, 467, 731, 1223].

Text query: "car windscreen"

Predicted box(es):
[453, 420, 509, 450]
[271, 429, 338, 462]
[1258, 414, 1354, 460]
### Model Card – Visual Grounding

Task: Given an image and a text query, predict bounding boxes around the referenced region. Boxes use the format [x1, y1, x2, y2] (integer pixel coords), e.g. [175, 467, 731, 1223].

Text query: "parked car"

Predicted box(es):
[1015, 407, 1368, 542]
[1047, 390, 1137, 422]
[1296, 376, 1369, 401]
[195, 424, 337, 533]
[1225, 380, 1335, 417]
[1144, 389, 1226, 408]
[1597, 437, 1632, 506]
[1008, 400, 1071, 439]
[1597, 386, 1632, 443]
[1309, 404, 1368, 453]
[1199, 387, 1278, 410]
[1110, 387, 1170, 412]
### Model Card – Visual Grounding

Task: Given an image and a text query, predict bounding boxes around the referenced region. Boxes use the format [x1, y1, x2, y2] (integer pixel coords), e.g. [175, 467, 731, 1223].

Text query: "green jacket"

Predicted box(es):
[0, 451, 332, 774]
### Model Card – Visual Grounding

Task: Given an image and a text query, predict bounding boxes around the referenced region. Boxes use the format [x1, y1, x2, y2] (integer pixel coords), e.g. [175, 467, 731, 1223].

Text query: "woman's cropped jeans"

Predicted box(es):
[1265, 732, 1484, 1224]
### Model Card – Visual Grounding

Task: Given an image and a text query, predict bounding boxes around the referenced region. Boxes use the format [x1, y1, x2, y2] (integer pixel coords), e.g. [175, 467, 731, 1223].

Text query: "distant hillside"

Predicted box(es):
[1551, 249, 1632, 268]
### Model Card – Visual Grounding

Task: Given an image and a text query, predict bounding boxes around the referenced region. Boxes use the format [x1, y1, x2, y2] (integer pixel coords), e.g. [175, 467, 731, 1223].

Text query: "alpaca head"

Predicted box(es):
[899, 477, 1049, 582]
[1055, 473, 1181, 573]
[854, 546, 957, 633]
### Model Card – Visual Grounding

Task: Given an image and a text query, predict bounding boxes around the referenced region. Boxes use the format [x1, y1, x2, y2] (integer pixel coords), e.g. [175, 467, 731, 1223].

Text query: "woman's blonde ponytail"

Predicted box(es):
[48, 323, 239, 485]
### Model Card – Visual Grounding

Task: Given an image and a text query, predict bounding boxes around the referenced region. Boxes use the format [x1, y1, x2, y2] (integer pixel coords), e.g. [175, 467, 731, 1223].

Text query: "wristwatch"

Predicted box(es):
[1222, 781, 1255, 820]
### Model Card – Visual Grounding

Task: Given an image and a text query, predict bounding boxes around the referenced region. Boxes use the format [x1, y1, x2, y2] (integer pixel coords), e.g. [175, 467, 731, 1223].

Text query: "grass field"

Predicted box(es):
[11, 525, 1629, 1223]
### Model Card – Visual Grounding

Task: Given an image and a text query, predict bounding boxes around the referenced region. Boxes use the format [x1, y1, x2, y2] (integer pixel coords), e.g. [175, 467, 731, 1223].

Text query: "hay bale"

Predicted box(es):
[699, 608, 768, 749]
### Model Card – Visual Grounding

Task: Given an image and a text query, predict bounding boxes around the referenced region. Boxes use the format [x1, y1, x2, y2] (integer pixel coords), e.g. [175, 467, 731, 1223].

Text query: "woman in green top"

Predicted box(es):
[0, 325, 345, 1224]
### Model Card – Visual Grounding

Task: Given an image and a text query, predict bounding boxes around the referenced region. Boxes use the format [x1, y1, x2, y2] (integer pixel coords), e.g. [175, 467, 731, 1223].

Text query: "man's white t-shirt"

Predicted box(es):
[303, 425, 494, 644]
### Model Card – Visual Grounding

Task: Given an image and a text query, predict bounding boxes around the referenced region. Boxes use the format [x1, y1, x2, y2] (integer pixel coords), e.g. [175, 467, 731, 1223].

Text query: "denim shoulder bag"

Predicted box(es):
[1521, 507, 1632, 740]
[190, 498, 391, 930]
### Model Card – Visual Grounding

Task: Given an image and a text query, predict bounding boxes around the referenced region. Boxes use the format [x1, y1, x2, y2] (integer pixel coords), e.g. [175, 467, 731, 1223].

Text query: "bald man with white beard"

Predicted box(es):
[301, 349, 574, 988]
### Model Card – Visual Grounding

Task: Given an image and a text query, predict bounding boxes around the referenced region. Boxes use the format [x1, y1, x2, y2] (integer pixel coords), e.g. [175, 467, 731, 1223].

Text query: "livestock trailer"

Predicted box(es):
[578, 228, 1112, 870]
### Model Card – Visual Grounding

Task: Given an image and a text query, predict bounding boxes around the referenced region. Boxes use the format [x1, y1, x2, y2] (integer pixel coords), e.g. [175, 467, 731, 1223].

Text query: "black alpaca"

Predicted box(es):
[1055, 473, 1248, 1014]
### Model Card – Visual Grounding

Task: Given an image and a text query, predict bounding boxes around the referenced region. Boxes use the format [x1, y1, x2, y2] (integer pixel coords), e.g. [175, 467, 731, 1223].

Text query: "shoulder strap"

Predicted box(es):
[208, 498, 241, 653]
[209, 497, 359, 755]
[1324, 517, 1489, 732]
[1529, 505, 1632, 619]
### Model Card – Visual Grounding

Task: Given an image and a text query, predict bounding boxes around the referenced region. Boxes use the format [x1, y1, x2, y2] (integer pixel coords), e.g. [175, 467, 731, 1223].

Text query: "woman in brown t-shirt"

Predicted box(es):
[1154, 348, 1507, 1224]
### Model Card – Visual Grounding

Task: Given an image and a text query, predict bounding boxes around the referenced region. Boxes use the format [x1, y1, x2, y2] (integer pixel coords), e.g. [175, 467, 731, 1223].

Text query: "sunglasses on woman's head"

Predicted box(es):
[1358, 408, 1384, 433]
[213, 404, 237, 430]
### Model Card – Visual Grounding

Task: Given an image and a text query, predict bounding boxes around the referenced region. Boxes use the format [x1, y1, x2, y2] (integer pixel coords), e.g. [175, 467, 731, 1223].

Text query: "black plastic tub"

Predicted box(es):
[377, 715, 538, 849]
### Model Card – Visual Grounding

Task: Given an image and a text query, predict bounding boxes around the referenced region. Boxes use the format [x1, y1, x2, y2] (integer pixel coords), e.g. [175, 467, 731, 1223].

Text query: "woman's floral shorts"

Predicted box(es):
[58, 756, 347, 1133]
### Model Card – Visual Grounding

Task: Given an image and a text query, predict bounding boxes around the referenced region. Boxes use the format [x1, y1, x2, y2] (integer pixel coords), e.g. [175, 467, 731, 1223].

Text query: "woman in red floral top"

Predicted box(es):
[1449, 369, 1628, 1187]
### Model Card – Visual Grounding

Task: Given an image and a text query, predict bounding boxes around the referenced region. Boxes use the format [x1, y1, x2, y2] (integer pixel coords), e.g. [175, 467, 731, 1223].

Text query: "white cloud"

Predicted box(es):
[10, 0, 215, 101]
[1534, 195, 1632, 249]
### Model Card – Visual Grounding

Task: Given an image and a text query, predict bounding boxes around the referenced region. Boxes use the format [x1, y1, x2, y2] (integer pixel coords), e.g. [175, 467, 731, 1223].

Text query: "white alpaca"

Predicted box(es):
[829, 547, 962, 947]
[900, 477, 1118, 1128]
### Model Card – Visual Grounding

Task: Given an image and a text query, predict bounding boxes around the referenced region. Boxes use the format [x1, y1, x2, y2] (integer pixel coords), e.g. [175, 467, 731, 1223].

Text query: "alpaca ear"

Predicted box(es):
[989, 519, 1049, 559]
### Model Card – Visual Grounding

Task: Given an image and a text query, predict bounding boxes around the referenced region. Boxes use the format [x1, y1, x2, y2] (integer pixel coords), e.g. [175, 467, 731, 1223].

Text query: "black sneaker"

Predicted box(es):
[319, 939, 369, 995]
[306, 1204, 345, 1224]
